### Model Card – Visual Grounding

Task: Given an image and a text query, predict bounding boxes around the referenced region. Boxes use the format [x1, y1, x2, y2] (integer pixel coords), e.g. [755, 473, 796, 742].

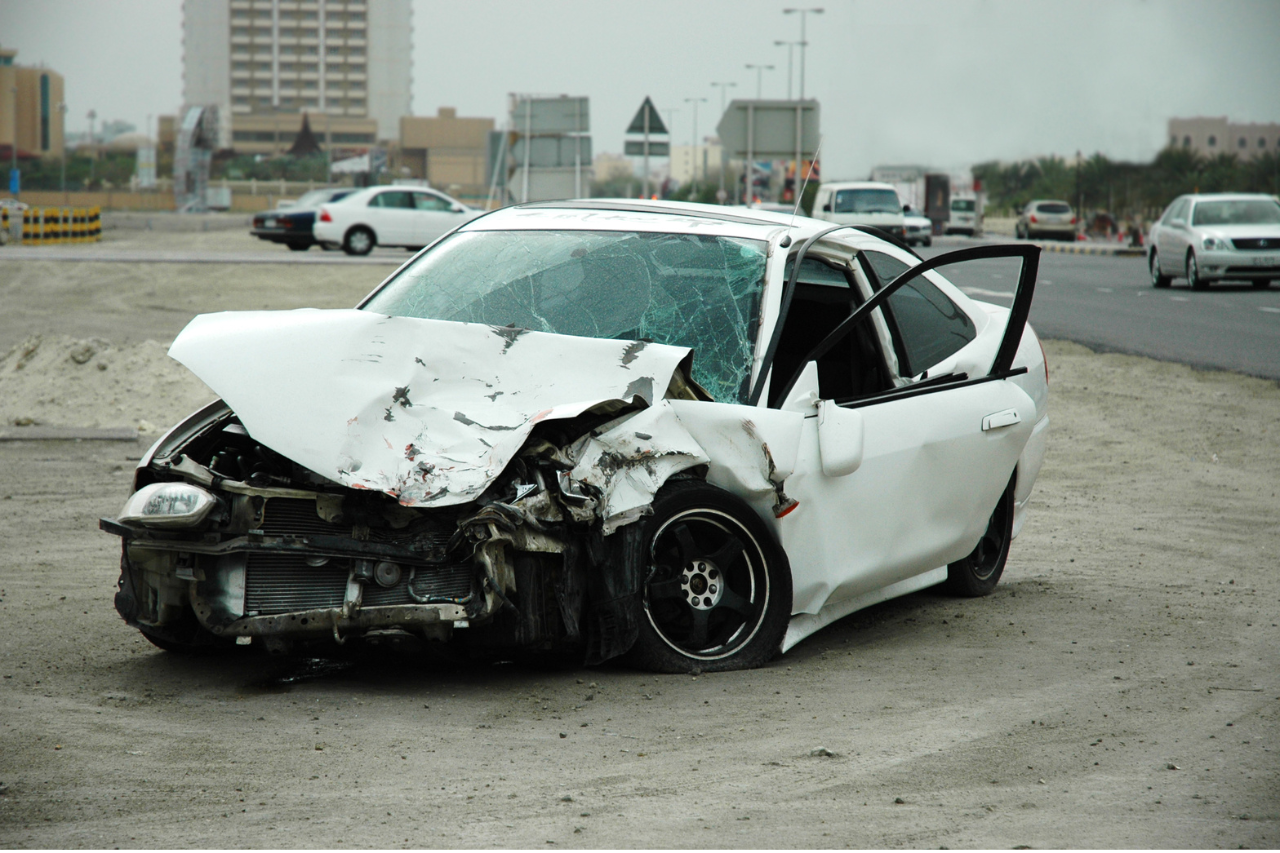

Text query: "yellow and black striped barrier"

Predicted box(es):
[12, 205, 101, 245]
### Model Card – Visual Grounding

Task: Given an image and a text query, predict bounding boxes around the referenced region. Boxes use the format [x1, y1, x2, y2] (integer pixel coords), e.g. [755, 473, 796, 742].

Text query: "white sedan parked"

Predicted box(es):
[1148, 193, 1280, 289]
[314, 185, 483, 255]
[103, 200, 1049, 673]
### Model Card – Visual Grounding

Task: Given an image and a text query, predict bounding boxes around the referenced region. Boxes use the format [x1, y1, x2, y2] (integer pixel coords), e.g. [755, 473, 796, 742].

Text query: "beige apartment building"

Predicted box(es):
[399, 107, 494, 195]
[0, 47, 65, 161]
[182, 0, 411, 153]
[1168, 117, 1280, 161]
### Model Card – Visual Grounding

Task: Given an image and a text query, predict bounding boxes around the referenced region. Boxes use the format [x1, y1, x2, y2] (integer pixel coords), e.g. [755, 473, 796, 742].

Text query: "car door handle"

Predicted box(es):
[982, 409, 1022, 431]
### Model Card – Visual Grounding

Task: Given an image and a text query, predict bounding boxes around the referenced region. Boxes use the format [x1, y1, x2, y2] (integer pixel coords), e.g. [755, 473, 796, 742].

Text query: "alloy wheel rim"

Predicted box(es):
[643, 509, 768, 660]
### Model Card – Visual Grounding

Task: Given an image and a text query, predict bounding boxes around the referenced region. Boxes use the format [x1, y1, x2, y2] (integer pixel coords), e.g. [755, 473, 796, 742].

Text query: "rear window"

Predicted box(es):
[951, 199, 975, 212]
[833, 189, 902, 215]
[1035, 202, 1071, 214]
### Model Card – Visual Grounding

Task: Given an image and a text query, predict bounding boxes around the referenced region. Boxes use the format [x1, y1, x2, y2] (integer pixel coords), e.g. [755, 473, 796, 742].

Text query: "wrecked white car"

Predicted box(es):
[101, 200, 1049, 673]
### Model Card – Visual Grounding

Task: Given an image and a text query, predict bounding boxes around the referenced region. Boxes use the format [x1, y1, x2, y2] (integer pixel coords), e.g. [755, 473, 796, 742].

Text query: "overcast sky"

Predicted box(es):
[2, 0, 1277, 178]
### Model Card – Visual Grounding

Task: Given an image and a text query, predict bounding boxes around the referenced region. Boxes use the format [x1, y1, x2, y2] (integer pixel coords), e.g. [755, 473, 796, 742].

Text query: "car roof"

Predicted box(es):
[819, 181, 897, 191]
[1184, 193, 1279, 202]
[464, 199, 848, 244]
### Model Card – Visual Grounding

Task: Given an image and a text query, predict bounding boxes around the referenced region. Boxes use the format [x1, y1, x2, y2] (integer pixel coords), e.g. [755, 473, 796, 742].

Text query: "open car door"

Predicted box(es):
[752, 237, 1041, 618]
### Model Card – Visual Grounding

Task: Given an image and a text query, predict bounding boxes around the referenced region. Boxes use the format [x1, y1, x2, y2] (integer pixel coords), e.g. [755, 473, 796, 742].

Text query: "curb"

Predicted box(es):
[1034, 242, 1145, 257]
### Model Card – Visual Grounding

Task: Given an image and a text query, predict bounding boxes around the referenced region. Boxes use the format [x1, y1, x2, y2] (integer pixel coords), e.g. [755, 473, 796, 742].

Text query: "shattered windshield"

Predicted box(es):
[362, 229, 769, 404]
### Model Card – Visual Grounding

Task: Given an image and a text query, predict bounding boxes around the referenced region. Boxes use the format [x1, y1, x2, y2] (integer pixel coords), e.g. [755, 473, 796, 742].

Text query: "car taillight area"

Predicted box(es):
[319, 208, 332, 222]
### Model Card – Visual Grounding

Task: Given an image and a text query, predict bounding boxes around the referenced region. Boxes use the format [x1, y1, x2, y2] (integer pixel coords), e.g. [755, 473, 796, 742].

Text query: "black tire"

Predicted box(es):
[1150, 251, 1171, 288]
[343, 226, 375, 256]
[286, 242, 311, 252]
[1015, 224, 1025, 240]
[1253, 279, 1270, 289]
[923, 236, 932, 247]
[944, 473, 1015, 597]
[1187, 251, 1209, 290]
[626, 481, 791, 673]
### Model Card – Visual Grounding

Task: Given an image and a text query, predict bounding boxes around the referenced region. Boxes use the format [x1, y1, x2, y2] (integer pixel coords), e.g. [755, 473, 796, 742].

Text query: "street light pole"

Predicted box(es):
[9, 87, 16, 193]
[57, 102, 68, 197]
[684, 97, 707, 199]
[745, 63, 775, 99]
[710, 81, 736, 202]
[774, 41, 797, 100]
[783, 7, 824, 99]
[87, 109, 97, 185]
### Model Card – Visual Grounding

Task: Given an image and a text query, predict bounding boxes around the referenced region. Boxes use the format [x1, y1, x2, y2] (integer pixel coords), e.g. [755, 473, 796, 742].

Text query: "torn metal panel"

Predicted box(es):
[168, 309, 693, 508]
[566, 402, 711, 535]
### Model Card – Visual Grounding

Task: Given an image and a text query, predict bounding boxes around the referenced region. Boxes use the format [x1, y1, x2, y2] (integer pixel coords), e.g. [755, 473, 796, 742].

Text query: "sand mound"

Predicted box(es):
[0, 335, 216, 433]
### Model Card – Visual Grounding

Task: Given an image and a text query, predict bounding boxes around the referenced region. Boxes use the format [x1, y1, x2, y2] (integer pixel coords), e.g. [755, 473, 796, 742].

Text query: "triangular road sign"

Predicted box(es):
[626, 97, 667, 135]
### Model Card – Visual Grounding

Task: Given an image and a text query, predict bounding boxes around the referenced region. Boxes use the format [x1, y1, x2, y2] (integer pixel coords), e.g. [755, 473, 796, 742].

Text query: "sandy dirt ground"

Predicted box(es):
[0, 231, 1277, 848]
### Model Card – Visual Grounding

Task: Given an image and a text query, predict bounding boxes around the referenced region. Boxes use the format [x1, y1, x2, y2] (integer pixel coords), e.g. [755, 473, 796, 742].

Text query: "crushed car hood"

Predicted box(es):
[169, 309, 695, 507]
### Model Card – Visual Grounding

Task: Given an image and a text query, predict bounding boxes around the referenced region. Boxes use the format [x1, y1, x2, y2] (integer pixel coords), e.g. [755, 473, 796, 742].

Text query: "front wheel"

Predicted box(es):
[944, 473, 1015, 597]
[1253, 279, 1271, 289]
[286, 241, 311, 252]
[343, 226, 375, 256]
[923, 236, 932, 247]
[627, 481, 791, 673]
[1187, 252, 1209, 290]
[1150, 252, 1171, 288]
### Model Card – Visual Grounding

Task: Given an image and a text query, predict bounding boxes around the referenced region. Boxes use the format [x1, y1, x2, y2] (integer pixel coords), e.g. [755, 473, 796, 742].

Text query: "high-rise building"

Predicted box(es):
[182, 0, 411, 152]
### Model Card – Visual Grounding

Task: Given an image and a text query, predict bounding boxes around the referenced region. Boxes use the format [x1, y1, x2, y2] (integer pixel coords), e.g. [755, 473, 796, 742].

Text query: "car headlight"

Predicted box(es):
[1201, 235, 1232, 251]
[118, 482, 217, 528]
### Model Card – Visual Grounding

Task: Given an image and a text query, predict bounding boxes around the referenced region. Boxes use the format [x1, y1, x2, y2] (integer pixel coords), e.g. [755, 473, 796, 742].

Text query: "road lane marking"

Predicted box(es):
[1170, 296, 1190, 302]
[960, 287, 1014, 299]
[1260, 307, 1280, 314]
[1096, 287, 1114, 293]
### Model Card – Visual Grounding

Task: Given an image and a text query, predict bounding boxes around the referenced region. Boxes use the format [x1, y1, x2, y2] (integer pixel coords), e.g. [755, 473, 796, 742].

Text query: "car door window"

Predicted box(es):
[858, 251, 977, 379]
[767, 255, 893, 407]
[370, 191, 415, 209]
[414, 192, 452, 211]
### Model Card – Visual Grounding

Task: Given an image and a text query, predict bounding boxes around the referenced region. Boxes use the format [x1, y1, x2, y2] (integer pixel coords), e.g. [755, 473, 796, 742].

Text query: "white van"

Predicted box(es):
[946, 194, 982, 236]
[812, 181, 905, 239]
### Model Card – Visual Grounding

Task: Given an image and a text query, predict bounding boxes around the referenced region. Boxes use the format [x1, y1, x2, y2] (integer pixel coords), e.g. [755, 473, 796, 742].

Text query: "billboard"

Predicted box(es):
[512, 136, 593, 169]
[510, 96, 590, 135]
[716, 99, 820, 159]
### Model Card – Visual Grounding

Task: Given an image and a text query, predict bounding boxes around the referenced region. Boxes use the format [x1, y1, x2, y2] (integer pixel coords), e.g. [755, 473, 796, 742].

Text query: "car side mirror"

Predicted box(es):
[817, 399, 864, 477]
[821, 203, 832, 212]
[451, 204, 466, 213]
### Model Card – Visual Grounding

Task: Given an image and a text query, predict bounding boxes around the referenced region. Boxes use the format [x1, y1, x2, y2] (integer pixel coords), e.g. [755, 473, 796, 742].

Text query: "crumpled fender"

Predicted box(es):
[567, 401, 711, 535]
[168, 309, 693, 507]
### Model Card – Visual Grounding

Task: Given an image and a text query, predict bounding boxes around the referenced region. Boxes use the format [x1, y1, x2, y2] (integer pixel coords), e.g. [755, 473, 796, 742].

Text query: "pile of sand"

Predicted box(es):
[0, 335, 216, 433]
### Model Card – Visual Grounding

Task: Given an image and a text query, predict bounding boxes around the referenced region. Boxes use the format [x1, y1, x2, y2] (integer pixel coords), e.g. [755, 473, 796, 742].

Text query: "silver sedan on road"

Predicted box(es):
[1148, 193, 1280, 290]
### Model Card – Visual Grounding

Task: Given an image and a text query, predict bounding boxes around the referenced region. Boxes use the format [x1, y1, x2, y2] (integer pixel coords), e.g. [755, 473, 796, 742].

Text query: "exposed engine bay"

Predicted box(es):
[104, 388, 713, 662]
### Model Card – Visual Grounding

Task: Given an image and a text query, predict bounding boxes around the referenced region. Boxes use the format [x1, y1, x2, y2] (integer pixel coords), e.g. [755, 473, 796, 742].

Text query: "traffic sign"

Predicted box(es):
[626, 97, 667, 135]
[624, 140, 670, 157]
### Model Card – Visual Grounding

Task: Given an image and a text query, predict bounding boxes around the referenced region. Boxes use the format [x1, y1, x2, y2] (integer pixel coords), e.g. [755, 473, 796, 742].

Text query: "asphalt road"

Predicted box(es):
[921, 238, 1280, 381]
